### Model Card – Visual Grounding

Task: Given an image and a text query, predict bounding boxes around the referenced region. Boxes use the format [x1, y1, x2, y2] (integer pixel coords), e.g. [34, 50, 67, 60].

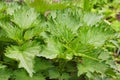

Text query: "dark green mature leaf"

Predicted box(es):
[5, 41, 41, 77]
[13, 69, 45, 80]
[0, 64, 6, 69]
[60, 73, 70, 80]
[77, 58, 108, 77]
[0, 29, 12, 42]
[48, 68, 60, 79]
[34, 58, 53, 72]
[0, 68, 11, 80]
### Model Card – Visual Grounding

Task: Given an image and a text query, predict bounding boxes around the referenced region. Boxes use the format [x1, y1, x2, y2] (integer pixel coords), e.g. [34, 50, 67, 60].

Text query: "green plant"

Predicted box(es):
[0, 0, 120, 80]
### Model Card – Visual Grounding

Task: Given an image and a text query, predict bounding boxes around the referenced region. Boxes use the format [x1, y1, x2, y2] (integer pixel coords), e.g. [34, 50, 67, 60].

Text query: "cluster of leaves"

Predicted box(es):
[0, 0, 120, 80]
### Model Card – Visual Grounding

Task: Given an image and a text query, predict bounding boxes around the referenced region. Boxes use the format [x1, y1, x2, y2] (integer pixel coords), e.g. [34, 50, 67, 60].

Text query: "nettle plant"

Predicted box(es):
[0, 0, 120, 80]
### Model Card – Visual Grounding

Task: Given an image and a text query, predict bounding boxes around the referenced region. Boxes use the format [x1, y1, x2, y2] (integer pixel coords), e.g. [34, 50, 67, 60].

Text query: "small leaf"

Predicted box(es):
[60, 73, 70, 80]
[0, 64, 6, 69]
[83, 13, 102, 26]
[34, 58, 53, 72]
[25, 0, 49, 14]
[24, 26, 43, 40]
[37, 38, 62, 59]
[111, 21, 120, 31]
[48, 68, 60, 79]
[98, 51, 110, 60]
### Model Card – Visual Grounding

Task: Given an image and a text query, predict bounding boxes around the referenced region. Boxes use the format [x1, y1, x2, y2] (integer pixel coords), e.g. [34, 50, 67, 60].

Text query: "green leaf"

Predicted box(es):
[34, 58, 53, 72]
[106, 59, 117, 69]
[25, 0, 49, 14]
[49, 9, 81, 33]
[0, 22, 23, 44]
[0, 29, 12, 42]
[0, 2, 6, 12]
[0, 68, 11, 80]
[6, 2, 21, 15]
[25, 0, 69, 14]
[60, 73, 70, 80]
[83, 0, 91, 12]
[78, 25, 114, 47]
[50, 24, 76, 43]
[48, 68, 60, 79]
[24, 25, 43, 40]
[111, 21, 120, 31]
[5, 41, 41, 77]
[83, 13, 102, 26]
[0, 2, 7, 19]
[13, 69, 45, 80]
[12, 7, 38, 30]
[77, 58, 108, 77]
[37, 38, 62, 59]
[0, 64, 6, 69]
[49, 2, 70, 11]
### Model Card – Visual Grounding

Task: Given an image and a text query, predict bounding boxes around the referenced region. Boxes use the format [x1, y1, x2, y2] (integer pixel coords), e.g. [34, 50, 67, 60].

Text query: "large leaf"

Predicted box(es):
[0, 68, 11, 80]
[34, 58, 53, 72]
[12, 7, 39, 30]
[5, 41, 41, 77]
[13, 69, 45, 80]
[77, 58, 108, 77]
[48, 9, 81, 33]
[78, 25, 115, 47]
